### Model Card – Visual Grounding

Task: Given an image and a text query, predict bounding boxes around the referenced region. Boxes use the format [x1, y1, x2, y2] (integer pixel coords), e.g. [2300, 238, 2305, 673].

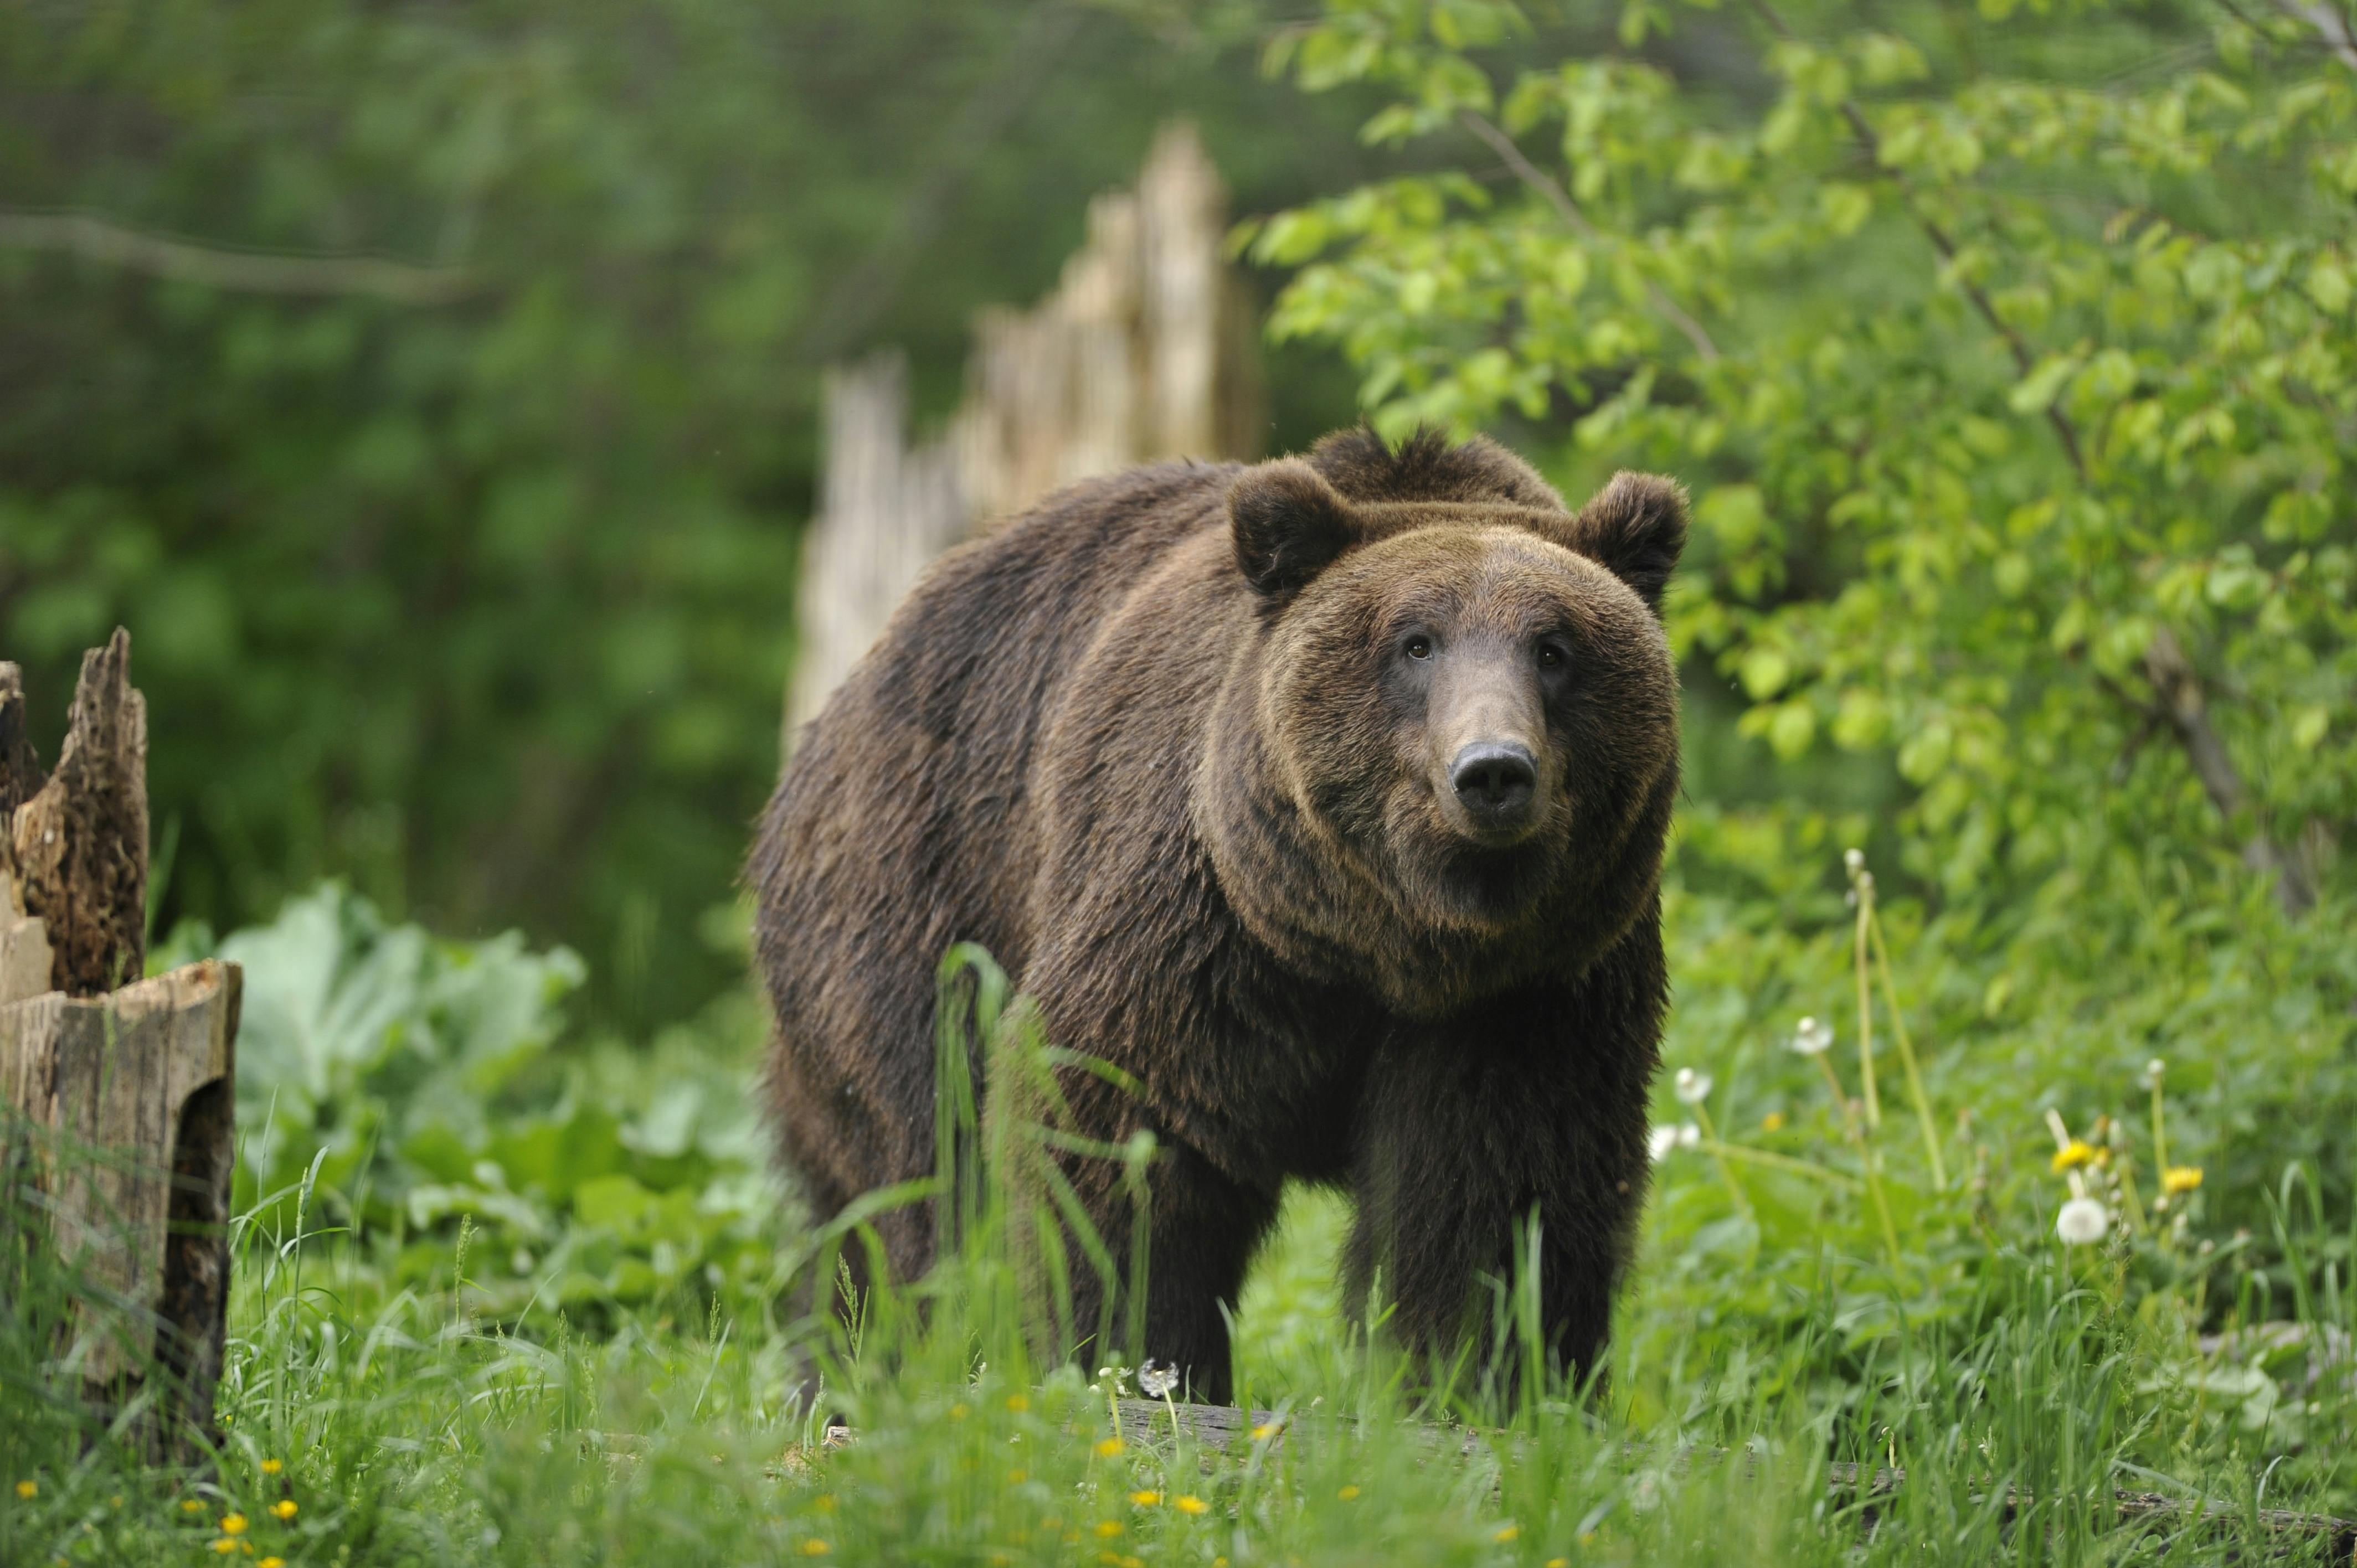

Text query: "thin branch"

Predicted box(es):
[2269, 0, 2357, 71]
[2095, 639, 2314, 918]
[0, 210, 479, 305]
[2140, 628, 2317, 916]
[1736, 0, 2088, 481]
[1455, 109, 1722, 365]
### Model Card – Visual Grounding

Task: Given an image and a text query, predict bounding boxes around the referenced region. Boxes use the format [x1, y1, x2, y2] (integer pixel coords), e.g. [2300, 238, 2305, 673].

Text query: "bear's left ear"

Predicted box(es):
[1229, 460, 1361, 602]
[1565, 472, 1687, 614]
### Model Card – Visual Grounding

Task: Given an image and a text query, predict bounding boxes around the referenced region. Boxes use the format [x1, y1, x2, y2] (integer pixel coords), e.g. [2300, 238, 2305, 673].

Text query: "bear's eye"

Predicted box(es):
[1537, 643, 1566, 669]
[1403, 635, 1433, 660]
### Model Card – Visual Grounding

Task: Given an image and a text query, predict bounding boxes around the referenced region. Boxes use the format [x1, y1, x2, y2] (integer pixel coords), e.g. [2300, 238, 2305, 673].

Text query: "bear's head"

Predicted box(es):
[1205, 429, 1685, 1015]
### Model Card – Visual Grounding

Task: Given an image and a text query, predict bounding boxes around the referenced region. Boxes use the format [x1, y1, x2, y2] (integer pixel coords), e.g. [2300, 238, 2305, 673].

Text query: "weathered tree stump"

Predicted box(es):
[0, 631, 238, 1459]
[12, 630, 148, 996]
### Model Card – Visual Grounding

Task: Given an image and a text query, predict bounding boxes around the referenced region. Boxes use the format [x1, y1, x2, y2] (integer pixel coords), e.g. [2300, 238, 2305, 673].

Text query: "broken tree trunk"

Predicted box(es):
[784, 122, 1265, 750]
[13, 629, 148, 995]
[0, 630, 238, 1458]
[0, 663, 47, 858]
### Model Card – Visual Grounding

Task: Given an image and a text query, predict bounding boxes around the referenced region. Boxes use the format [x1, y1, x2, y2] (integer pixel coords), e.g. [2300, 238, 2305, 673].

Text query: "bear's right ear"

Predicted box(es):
[1564, 471, 1688, 615]
[1229, 460, 1360, 601]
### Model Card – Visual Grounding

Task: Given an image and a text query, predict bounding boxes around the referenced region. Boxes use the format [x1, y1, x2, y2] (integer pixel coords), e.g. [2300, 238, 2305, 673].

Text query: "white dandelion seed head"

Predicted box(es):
[1677, 1122, 1701, 1149]
[2142, 1058, 2166, 1089]
[1844, 847, 1865, 878]
[1648, 1126, 1680, 1163]
[1674, 1067, 1712, 1105]
[1791, 1017, 1834, 1056]
[2056, 1196, 2110, 1245]
[1137, 1360, 1179, 1399]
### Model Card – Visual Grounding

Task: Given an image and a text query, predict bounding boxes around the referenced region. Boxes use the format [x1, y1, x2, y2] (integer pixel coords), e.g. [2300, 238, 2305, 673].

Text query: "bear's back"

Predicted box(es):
[749, 460, 1242, 1216]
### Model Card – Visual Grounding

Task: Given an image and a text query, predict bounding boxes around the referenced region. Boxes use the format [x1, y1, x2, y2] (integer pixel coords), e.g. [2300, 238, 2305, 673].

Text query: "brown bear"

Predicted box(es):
[750, 427, 1684, 1403]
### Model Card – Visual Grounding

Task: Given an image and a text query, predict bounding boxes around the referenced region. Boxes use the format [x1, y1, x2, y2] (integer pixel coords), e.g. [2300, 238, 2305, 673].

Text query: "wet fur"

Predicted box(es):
[750, 429, 1685, 1402]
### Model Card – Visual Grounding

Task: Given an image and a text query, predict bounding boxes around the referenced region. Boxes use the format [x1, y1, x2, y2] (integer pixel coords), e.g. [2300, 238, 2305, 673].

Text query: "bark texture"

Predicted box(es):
[786, 123, 1264, 748]
[11, 628, 149, 994]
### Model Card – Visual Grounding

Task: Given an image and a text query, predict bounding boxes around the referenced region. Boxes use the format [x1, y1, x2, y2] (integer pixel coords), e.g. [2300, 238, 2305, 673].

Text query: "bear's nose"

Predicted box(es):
[1450, 742, 1537, 821]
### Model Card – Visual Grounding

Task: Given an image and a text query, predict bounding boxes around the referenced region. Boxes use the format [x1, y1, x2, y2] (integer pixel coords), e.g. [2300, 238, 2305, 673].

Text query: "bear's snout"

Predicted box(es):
[1450, 742, 1538, 829]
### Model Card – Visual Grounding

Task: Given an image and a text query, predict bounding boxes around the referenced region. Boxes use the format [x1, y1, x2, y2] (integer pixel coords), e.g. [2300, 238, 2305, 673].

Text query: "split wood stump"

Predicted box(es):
[0, 631, 240, 1458]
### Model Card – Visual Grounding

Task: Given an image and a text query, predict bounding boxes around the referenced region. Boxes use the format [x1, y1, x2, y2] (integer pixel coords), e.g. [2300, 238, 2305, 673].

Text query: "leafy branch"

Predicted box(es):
[1454, 108, 1722, 365]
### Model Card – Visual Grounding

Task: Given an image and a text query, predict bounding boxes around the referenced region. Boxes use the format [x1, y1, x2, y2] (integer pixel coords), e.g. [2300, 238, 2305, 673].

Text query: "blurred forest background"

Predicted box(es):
[0, 0, 1386, 1030]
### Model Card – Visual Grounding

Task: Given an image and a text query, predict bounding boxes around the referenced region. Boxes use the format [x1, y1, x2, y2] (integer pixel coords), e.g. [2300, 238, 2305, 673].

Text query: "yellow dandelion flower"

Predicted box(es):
[1130, 1490, 1161, 1507]
[1094, 1437, 1126, 1458]
[2051, 1141, 2096, 1173]
[270, 1500, 297, 1521]
[182, 1499, 207, 1514]
[261, 1560, 285, 1568]
[111, 1497, 123, 1509]
[1249, 1422, 1281, 1441]
[259, 1460, 282, 1476]
[1098, 1555, 1123, 1567]
[14, 1480, 34, 1500]
[220, 1514, 249, 1536]
[815, 1495, 838, 1513]
[1175, 1495, 1208, 1515]
[800, 1541, 830, 1557]
[1094, 1519, 1125, 1538]
[2164, 1165, 2204, 1195]
[1336, 1484, 1361, 1501]
[949, 1402, 970, 1420]
[1007, 1469, 1028, 1484]
[1006, 1394, 1030, 1413]
[1761, 1112, 1787, 1133]
[1494, 1524, 1520, 1543]
[1123, 1558, 1143, 1568]
[211, 1540, 239, 1555]
[1215, 1559, 1229, 1567]
[1548, 1559, 1572, 1567]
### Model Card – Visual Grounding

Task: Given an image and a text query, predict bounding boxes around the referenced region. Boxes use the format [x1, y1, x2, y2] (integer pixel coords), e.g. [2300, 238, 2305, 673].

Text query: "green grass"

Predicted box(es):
[6, 1149, 2355, 1566]
[8, 870, 2357, 1566]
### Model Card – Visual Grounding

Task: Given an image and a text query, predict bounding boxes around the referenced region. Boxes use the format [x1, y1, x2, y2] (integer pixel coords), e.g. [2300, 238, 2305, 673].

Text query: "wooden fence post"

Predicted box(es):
[0, 632, 240, 1458]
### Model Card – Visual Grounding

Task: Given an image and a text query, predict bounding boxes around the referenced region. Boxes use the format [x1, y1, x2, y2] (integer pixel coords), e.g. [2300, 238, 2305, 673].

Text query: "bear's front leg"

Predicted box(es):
[1344, 981, 1658, 1395]
[1021, 1045, 1280, 1406]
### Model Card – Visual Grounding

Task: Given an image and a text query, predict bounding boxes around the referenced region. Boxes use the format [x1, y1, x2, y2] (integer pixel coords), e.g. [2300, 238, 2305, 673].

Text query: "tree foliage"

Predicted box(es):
[1250, 0, 2357, 1309]
[1254, 0, 2353, 954]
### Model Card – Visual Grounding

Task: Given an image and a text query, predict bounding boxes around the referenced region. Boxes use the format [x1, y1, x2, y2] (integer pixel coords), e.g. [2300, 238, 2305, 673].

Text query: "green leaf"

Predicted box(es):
[2008, 353, 2081, 415]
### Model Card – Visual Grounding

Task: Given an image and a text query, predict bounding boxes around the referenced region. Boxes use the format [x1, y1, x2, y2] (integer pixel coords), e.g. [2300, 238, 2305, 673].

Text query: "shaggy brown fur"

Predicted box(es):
[750, 428, 1685, 1402]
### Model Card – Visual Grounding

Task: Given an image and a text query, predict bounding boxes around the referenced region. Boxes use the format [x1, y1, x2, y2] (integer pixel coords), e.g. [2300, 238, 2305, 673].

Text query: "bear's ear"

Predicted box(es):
[1565, 471, 1687, 613]
[1229, 460, 1360, 601]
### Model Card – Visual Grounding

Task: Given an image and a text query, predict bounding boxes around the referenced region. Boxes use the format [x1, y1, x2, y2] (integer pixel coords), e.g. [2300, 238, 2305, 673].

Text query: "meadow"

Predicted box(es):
[6, 827, 2354, 1567]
